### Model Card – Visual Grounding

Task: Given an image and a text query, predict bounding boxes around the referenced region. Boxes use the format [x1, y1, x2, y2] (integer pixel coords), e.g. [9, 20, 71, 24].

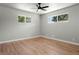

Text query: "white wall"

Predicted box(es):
[0, 5, 40, 41]
[40, 4, 79, 43]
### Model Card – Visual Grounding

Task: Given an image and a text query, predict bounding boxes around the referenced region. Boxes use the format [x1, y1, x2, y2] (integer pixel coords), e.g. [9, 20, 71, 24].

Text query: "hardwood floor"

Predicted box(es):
[0, 37, 79, 55]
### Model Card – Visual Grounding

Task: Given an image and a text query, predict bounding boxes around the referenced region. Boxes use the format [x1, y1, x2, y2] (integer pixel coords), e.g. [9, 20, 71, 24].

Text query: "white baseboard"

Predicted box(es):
[0, 35, 41, 44]
[41, 35, 79, 46]
[0, 35, 79, 46]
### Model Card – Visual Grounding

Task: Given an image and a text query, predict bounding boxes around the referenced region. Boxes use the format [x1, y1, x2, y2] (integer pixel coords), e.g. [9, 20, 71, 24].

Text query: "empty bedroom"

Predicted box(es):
[0, 3, 79, 55]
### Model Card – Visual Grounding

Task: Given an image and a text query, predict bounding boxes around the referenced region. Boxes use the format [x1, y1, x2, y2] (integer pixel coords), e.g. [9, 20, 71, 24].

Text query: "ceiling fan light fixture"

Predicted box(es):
[36, 3, 49, 12]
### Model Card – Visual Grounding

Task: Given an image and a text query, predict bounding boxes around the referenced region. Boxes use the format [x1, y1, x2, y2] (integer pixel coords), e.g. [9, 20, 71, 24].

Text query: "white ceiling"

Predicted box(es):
[0, 3, 77, 14]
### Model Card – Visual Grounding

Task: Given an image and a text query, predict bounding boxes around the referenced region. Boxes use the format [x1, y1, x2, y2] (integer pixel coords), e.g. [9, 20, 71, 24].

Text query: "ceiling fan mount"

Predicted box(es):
[36, 3, 49, 12]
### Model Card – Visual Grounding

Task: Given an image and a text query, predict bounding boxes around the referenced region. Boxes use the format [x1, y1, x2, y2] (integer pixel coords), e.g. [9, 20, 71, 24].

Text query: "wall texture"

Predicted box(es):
[0, 5, 40, 41]
[40, 4, 79, 43]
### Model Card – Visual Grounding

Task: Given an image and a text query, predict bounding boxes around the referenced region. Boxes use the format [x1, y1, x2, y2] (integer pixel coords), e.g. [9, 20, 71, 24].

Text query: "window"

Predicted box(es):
[18, 16, 31, 23]
[48, 16, 57, 23]
[18, 16, 25, 23]
[58, 14, 68, 21]
[48, 14, 68, 23]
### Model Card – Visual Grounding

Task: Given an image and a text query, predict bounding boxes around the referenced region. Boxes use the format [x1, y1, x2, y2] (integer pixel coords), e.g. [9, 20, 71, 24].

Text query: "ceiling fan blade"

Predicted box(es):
[42, 6, 49, 8]
[41, 8, 46, 11]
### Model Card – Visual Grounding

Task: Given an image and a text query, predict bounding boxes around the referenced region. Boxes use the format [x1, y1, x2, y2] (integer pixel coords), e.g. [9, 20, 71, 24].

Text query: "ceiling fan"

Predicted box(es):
[36, 3, 49, 12]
